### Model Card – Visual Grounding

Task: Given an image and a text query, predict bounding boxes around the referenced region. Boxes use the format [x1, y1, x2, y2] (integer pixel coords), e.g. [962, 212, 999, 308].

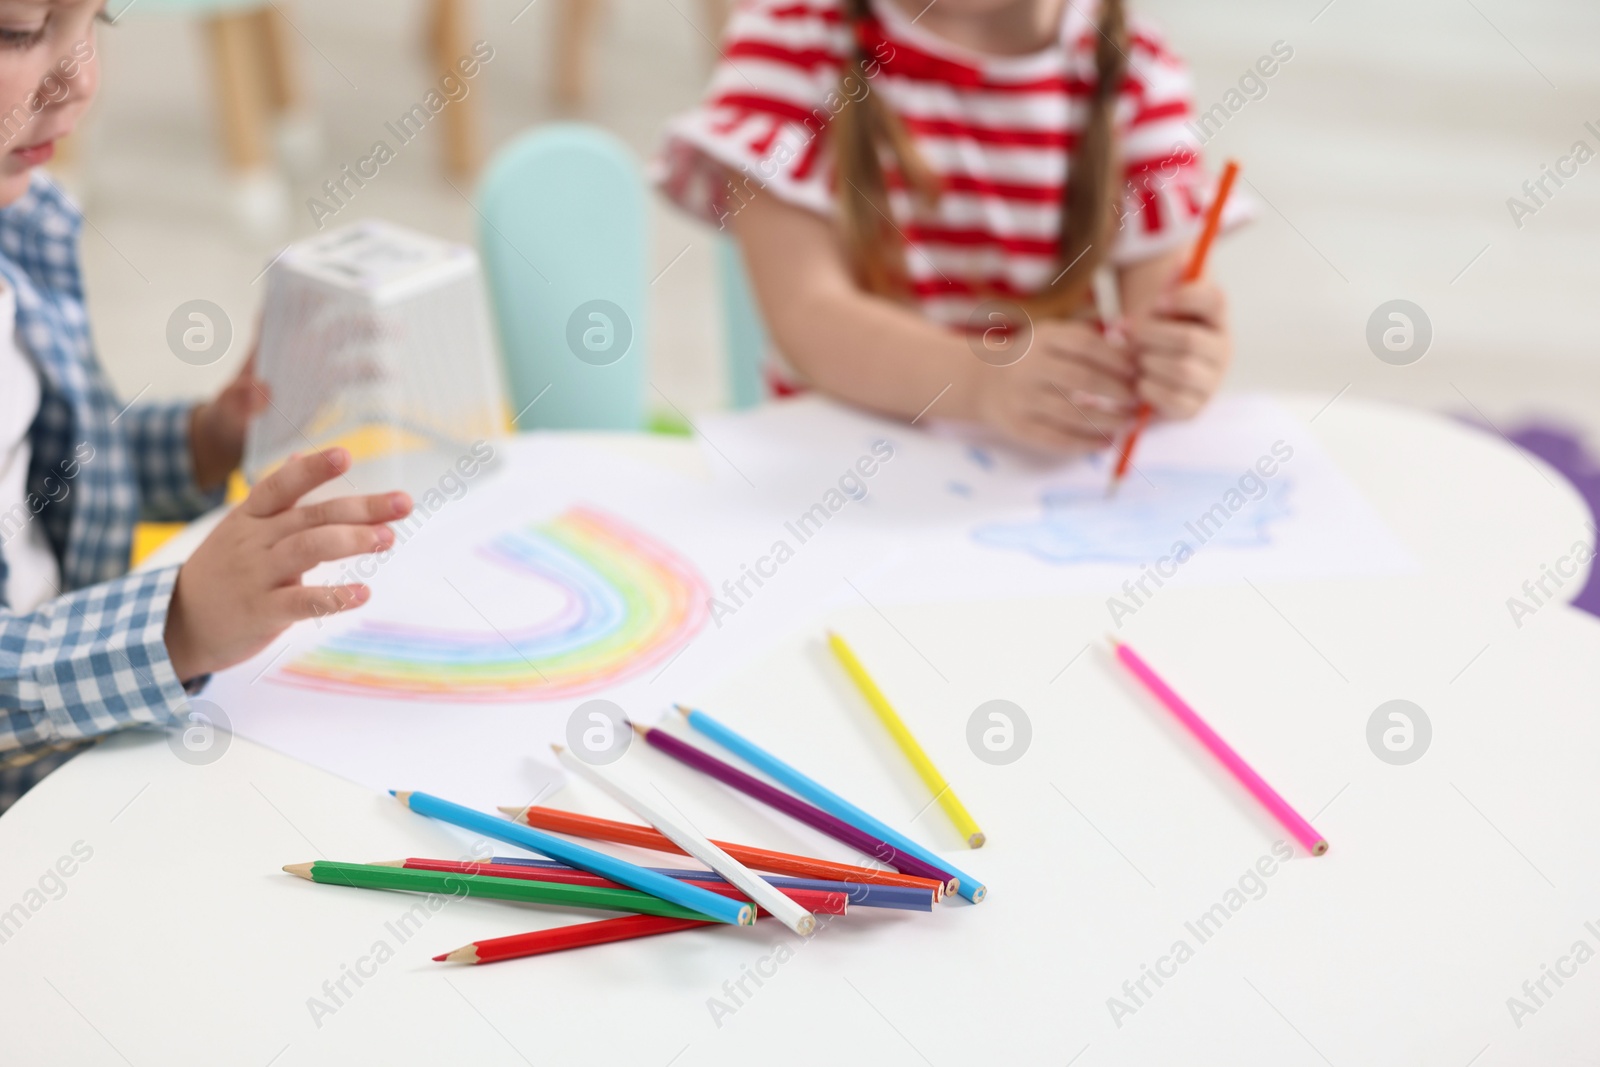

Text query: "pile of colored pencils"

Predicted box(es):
[283, 641, 991, 964]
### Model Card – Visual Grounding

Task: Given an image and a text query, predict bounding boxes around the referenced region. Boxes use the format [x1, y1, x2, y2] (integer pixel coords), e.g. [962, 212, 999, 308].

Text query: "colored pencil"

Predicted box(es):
[676, 704, 987, 904]
[635, 723, 961, 891]
[282, 860, 720, 920]
[1179, 161, 1240, 285]
[385, 859, 849, 915]
[558, 744, 818, 936]
[435, 910, 801, 965]
[1108, 159, 1240, 496]
[392, 790, 753, 926]
[827, 632, 986, 850]
[468, 857, 933, 912]
[498, 805, 945, 898]
[1109, 638, 1328, 856]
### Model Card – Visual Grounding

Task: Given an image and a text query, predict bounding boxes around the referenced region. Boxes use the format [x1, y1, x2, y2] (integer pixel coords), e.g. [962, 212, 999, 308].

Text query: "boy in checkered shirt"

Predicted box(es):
[0, 2, 411, 813]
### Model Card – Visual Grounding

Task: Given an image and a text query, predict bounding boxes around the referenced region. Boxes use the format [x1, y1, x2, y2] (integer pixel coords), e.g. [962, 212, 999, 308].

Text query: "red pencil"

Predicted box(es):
[1108, 159, 1240, 496]
[387, 858, 849, 915]
[498, 804, 945, 898]
[436, 913, 721, 964]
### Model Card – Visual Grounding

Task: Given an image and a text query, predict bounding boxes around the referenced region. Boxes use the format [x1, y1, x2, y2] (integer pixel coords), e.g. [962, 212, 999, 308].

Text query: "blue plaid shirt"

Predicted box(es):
[0, 174, 223, 813]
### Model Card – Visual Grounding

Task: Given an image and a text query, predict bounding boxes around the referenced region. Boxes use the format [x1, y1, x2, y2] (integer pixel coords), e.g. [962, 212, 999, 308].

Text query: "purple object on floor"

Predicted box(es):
[1463, 416, 1600, 618]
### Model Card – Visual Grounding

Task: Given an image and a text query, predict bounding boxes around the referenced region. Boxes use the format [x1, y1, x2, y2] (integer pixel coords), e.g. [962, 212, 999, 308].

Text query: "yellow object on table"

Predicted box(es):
[827, 631, 986, 849]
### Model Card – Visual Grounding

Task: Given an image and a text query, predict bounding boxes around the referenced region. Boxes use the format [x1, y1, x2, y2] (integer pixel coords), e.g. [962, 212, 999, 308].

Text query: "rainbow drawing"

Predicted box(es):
[274, 507, 710, 702]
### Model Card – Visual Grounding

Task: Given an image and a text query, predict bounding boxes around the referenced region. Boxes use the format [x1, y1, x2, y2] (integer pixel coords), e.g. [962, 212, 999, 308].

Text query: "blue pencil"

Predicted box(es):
[488, 856, 936, 912]
[391, 790, 753, 925]
[674, 706, 988, 903]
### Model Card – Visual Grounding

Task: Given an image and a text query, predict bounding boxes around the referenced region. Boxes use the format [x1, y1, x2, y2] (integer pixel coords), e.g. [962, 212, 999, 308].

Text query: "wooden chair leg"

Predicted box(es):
[204, 11, 270, 172]
[552, 0, 601, 107]
[697, 0, 729, 66]
[429, 0, 481, 179]
[250, 5, 302, 116]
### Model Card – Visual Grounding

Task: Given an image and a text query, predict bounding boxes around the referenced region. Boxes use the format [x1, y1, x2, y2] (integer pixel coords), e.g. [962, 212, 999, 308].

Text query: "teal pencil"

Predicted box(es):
[391, 790, 753, 925]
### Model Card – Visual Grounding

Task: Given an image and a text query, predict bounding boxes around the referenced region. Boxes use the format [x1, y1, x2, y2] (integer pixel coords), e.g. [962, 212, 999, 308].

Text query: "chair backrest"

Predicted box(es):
[476, 124, 647, 430]
[716, 235, 769, 410]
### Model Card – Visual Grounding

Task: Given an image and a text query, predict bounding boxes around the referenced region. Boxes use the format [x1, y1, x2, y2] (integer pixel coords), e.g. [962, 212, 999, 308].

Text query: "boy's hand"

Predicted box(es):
[972, 319, 1137, 453]
[190, 355, 270, 493]
[1125, 279, 1232, 420]
[164, 449, 412, 682]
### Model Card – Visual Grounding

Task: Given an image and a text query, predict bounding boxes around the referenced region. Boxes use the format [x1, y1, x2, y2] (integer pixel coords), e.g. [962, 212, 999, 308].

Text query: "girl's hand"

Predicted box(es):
[1124, 279, 1232, 420]
[164, 449, 413, 682]
[190, 355, 270, 493]
[971, 318, 1138, 453]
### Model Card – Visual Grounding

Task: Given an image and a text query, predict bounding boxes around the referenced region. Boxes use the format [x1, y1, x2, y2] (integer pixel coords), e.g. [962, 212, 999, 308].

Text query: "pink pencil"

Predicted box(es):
[1110, 638, 1328, 857]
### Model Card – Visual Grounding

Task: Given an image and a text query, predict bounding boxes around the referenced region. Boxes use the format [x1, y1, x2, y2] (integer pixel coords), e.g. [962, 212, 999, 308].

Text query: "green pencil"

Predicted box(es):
[283, 861, 719, 922]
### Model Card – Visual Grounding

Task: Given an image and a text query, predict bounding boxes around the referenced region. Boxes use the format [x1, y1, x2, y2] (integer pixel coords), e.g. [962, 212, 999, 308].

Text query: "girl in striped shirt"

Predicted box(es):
[659, 0, 1243, 452]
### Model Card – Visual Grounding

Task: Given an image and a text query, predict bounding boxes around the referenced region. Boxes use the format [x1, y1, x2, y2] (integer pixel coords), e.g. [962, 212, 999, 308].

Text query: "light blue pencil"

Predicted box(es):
[674, 706, 988, 903]
[391, 790, 753, 925]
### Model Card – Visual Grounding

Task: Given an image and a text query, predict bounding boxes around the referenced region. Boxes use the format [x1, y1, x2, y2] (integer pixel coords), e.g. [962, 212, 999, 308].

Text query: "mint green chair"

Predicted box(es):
[717, 235, 769, 409]
[477, 124, 649, 430]
[477, 124, 778, 429]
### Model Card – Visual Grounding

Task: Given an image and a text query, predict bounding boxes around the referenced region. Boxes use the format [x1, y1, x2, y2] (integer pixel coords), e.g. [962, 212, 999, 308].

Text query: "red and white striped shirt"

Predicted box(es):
[658, 0, 1244, 329]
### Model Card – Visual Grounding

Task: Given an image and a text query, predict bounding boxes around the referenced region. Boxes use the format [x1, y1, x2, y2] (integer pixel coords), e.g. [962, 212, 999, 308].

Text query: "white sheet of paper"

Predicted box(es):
[203, 435, 895, 809]
[698, 393, 1417, 606]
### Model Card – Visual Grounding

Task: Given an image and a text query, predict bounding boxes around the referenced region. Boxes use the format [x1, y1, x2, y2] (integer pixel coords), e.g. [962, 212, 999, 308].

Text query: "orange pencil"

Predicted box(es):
[1108, 159, 1240, 496]
[499, 804, 945, 899]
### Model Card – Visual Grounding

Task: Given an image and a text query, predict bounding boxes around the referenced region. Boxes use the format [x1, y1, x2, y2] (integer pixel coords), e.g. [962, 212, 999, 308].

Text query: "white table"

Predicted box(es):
[4, 394, 1598, 1066]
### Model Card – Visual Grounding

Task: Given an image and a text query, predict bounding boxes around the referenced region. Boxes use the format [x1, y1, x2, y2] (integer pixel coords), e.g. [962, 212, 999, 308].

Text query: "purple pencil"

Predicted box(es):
[634, 724, 960, 892]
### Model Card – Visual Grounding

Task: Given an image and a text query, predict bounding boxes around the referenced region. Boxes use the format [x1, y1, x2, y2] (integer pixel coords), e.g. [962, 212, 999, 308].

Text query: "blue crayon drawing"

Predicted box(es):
[973, 468, 1293, 565]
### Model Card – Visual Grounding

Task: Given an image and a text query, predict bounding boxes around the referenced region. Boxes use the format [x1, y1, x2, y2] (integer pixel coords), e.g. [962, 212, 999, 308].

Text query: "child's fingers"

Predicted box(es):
[1138, 352, 1219, 396]
[1163, 281, 1227, 328]
[1137, 376, 1207, 420]
[1124, 319, 1203, 360]
[1028, 395, 1121, 446]
[1036, 389, 1127, 441]
[1049, 365, 1138, 409]
[1019, 412, 1113, 452]
[280, 491, 412, 533]
[1035, 324, 1133, 379]
[270, 523, 395, 581]
[246, 379, 272, 413]
[245, 449, 351, 517]
[273, 583, 371, 624]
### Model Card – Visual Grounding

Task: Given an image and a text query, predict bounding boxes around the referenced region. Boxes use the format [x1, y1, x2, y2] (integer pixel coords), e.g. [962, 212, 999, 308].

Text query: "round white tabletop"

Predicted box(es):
[3, 393, 1596, 1066]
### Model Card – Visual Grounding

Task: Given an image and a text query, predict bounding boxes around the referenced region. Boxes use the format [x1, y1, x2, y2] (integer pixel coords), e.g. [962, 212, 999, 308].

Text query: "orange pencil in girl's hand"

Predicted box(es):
[1107, 160, 1241, 497]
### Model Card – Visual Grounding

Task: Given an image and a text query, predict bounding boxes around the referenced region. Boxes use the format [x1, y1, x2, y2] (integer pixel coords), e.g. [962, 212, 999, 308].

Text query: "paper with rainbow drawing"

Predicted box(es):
[205, 435, 885, 808]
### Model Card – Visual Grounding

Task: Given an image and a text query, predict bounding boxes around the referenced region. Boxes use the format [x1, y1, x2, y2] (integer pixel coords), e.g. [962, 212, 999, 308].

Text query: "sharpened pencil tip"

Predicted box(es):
[673, 703, 691, 717]
[631, 721, 648, 736]
[392, 790, 412, 805]
[431, 953, 449, 962]
[496, 805, 523, 817]
[550, 743, 564, 754]
[370, 859, 405, 867]
[1104, 632, 1123, 649]
[283, 862, 315, 879]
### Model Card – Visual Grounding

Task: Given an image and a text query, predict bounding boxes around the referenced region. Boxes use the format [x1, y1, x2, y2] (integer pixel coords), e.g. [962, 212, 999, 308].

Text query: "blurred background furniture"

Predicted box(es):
[476, 123, 649, 430]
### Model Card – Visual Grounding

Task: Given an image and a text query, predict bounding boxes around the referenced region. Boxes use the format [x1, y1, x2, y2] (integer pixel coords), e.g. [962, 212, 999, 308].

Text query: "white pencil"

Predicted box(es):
[551, 744, 817, 936]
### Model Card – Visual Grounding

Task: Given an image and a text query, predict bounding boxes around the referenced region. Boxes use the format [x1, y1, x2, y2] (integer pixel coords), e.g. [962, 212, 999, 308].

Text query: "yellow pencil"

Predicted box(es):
[827, 631, 986, 848]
